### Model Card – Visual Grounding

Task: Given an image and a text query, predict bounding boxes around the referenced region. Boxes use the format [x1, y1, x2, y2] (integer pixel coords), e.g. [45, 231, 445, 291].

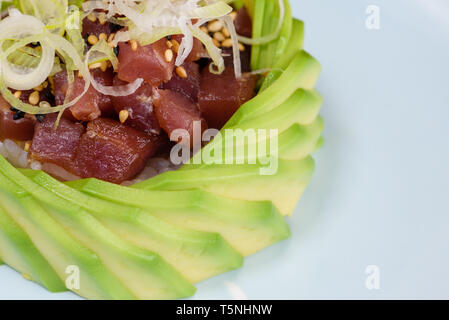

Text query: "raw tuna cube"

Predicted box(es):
[161, 61, 200, 102]
[111, 76, 161, 135]
[198, 66, 257, 129]
[30, 114, 84, 169]
[91, 68, 115, 117]
[74, 118, 159, 183]
[0, 96, 35, 141]
[117, 39, 175, 86]
[235, 7, 253, 38]
[153, 88, 207, 145]
[53, 71, 101, 122]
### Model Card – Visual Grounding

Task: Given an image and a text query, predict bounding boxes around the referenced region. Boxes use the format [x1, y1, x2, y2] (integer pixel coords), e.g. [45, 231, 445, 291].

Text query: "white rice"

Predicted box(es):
[0, 139, 180, 185]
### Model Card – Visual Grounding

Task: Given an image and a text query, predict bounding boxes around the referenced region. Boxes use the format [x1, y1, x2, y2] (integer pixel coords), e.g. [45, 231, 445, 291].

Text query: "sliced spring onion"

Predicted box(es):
[191, 26, 224, 75]
[86, 39, 118, 70]
[0, 26, 90, 115]
[3, 41, 62, 75]
[190, 1, 232, 19]
[0, 12, 55, 90]
[176, 17, 194, 66]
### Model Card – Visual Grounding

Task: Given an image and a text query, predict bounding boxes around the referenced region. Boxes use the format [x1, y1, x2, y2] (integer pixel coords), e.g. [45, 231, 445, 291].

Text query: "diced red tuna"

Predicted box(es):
[82, 16, 111, 38]
[30, 114, 84, 170]
[235, 7, 253, 38]
[172, 35, 207, 62]
[53, 71, 100, 121]
[91, 68, 115, 117]
[117, 39, 175, 86]
[161, 61, 200, 102]
[53, 69, 114, 122]
[198, 66, 257, 129]
[73, 118, 160, 183]
[0, 96, 36, 141]
[223, 46, 251, 73]
[111, 76, 161, 135]
[152, 88, 207, 145]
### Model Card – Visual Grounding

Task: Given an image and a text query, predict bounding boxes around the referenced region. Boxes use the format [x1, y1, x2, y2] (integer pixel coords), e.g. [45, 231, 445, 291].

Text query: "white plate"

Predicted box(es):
[1, 0, 449, 299]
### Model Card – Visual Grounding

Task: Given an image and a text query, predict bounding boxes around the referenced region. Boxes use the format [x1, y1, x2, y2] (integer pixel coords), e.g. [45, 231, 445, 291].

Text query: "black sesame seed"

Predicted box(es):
[167, 35, 172, 41]
[109, 22, 124, 34]
[10, 106, 18, 112]
[35, 114, 46, 123]
[43, 90, 55, 104]
[113, 46, 120, 56]
[13, 111, 25, 120]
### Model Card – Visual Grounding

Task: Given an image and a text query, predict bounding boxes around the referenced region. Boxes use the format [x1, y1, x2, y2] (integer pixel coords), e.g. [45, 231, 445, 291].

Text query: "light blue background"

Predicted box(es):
[1, 0, 448, 299]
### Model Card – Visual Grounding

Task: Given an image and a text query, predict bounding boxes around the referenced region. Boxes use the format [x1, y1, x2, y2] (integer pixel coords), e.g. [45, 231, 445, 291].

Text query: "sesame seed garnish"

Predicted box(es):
[165, 49, 174, 63]
[39, 101, 51, 108]
[213, 31, 225, 42]
[221, 39, 233, 48]
[222, 27, 230, 37]
[14, 91, 22, 99]
[230, 12, 238, 20]
[98, 15, 107, 25]
[28, 91, 40, 105]
[108, 33, 115, 43]
[166, 40, 173, 48]
[171, 39, 180, 53]
[200, 26, 209, 34]
[130, 39, 138, 51]
[238, 42, 245, 51]
[176, 66, 188, 79]
[88, 35, 98, 45]
[87, 13, 97, 22]
[119, 109, 129, 123]
[212, 38, 221, 47]
[33, 84, 43, 92]
[100, 61, 108, 72]
[99, 33, 107, 41]
[208, 20, 223, 33]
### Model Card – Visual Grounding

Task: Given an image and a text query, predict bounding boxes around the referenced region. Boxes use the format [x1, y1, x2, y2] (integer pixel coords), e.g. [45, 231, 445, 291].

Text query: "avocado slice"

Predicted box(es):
[0, 156, 195, 299]
[191, 89, 322, 166]
[230, 89, 322, 132]
[277, 119, 324, 161]
[134, 157, 315, 216]
[0, 189, 65, 292]
[20, 169, 243, 284]
[227, 50, 321, 127]
[260, 18, 306, 91]
[0, 174, 136, 299]
[65, 178, 290, 256]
